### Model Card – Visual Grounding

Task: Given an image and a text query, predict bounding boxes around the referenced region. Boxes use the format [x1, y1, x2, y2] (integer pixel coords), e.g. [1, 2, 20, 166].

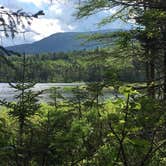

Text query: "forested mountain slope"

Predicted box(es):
[6, 30, 119, 54]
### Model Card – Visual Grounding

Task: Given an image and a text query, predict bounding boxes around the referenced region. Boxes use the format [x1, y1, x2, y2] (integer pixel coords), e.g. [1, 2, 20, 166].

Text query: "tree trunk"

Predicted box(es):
[146, 61, 151, 96]
[145, 48, 155, 98]
[164, 50, 166, 100]
[150, 58, 155, 98]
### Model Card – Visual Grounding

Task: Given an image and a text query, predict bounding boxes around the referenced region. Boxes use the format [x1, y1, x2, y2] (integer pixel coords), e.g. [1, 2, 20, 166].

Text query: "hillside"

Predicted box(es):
[6, 30, 118, 54]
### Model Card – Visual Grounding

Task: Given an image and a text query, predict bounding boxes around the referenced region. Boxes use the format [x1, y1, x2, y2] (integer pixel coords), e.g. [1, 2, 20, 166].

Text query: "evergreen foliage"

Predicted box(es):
[0, 0, 166, 165]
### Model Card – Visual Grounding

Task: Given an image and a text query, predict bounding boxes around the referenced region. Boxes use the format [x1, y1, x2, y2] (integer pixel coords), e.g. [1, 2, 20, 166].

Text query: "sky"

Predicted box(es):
[0, 0, 132, 46]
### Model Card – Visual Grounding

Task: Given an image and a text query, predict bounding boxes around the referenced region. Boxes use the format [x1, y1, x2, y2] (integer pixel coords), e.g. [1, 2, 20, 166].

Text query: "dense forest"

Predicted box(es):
[0, 50, 145, 83]
[0, 0, 166, 166]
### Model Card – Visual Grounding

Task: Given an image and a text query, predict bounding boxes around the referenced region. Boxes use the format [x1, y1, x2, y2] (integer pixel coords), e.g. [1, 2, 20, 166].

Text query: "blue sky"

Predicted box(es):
[0, 0, 132, 46]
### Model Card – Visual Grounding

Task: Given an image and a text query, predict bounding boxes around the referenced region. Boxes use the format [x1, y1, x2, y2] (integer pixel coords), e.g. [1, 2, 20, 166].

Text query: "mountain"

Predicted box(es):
[6, 29, 119, 54]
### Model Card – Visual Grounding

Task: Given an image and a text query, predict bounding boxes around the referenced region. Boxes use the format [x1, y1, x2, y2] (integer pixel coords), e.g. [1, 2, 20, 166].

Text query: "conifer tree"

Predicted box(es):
[0, 54, 42, 165]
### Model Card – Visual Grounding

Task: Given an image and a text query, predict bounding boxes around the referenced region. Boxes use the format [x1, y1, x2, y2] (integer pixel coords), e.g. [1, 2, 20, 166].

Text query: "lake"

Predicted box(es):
[0, 83, 116, 102]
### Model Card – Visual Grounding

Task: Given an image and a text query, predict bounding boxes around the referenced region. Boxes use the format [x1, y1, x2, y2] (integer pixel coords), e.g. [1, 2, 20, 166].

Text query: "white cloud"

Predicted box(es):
[1, 17, 65, 46]
[28, 18, 64, 41]
[18, 0, 49, 7]
[17, 0, 67, 8]
[1, 0, 131, 46]
[49, 3, 63, 15]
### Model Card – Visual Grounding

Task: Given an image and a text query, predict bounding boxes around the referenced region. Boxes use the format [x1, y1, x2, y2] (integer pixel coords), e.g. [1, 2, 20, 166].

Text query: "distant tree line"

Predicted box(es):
[0, 50, 145, 83]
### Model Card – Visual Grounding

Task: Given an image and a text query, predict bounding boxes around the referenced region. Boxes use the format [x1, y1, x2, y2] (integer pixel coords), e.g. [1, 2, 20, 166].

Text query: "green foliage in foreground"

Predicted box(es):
[0, 86, 165, 166]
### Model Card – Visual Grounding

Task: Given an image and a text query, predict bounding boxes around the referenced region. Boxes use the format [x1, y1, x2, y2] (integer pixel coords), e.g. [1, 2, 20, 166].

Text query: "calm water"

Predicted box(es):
[0, 83, 85, 102]
[0, 83, 116, 102]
